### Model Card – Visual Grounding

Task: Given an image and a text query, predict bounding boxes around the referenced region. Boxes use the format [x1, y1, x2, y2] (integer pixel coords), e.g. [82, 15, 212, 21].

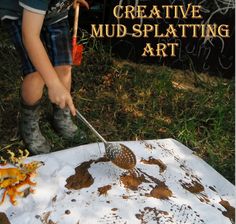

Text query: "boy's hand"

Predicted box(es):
[48, 81, 76, 116]
[73, 0, 89, 9]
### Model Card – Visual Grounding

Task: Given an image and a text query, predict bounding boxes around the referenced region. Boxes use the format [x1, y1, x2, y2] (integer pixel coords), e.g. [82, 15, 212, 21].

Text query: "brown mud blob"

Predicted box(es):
[120, 171, 148, 191]
[219, 199, 235, 221]
[98, 185, 112, 196]
[65, 157, 111, 190]
[0, 213, 11, 224]
[180, 180, 204, 194]
[141, 157, 167, 173]
[65, 160, 94, 190]
[149, 182, 173, 200]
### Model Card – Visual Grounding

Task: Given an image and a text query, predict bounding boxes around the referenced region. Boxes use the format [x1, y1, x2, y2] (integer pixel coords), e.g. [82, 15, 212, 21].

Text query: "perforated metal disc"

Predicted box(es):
[105, 143, 136, 170]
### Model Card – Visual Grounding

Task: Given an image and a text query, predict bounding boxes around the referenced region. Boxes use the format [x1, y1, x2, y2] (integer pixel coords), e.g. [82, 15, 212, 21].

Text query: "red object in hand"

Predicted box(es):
[72, 3, 83, 66]
[72, 36, 83, 66]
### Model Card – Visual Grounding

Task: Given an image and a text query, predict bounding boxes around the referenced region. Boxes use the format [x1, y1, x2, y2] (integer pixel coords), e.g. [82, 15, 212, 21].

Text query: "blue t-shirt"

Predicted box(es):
[0, 0, 73, 24]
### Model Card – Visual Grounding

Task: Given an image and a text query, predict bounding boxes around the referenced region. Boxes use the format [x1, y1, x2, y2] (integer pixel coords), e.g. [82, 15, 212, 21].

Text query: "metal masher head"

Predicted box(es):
[105, 143, 136, 170]
[75, 110, 136, 170]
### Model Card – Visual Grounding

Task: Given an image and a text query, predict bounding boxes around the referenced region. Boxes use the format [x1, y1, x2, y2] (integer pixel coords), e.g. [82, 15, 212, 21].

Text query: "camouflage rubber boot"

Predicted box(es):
[20, 101, 51, 154]
[52, 104, 87, 142]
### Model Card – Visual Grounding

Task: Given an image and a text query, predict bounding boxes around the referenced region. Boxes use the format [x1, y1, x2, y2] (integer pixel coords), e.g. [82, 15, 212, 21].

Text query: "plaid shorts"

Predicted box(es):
[4, 19, 73, 76]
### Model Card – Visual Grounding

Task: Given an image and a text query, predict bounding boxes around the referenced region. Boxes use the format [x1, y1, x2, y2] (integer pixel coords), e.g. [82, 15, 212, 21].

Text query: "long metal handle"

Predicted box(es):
[76, 110, 107, 144]
[73, 3, 80, 38]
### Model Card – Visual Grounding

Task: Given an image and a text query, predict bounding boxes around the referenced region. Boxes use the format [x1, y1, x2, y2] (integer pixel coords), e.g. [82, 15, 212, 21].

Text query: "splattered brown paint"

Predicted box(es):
[65, 160, 94, 190]
[209, 186, 217, 192]
[120, 171, 148, 191]
[40, 211, 56, 224]
[149, 182, 173, 200]
[98, 185, 112, 196]
[198, 194, 210, 203]
[219, 199, 235, 222]
[122, 195, 129, 199]
[180, 180, 204, 194]
[141, 157, 167, 173]
[144, 143, 156, 150]
[94, 157, 110, 164]
[0, 213, 11, 224]
[136, 207, 172, 223]
[65, 210, 71, 215]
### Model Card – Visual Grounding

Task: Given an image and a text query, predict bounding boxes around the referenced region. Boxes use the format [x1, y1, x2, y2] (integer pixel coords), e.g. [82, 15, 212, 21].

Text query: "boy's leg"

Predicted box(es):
[52, 65, 80, 139]
[4, 19, 51, 154]
[20, 71, 51, 154]
[21, 71, 45, 105]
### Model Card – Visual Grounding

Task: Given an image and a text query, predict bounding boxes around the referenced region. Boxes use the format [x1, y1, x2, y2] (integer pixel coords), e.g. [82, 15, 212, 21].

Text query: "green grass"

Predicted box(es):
[0, 28, 234, 183]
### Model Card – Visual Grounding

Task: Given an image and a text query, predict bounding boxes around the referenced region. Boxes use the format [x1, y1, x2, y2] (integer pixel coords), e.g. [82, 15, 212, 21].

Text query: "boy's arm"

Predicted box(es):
[21, 9, 76, 116]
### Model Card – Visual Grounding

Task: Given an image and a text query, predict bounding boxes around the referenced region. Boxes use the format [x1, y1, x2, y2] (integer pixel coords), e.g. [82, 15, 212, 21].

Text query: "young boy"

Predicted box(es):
[0, 0, 89, 154]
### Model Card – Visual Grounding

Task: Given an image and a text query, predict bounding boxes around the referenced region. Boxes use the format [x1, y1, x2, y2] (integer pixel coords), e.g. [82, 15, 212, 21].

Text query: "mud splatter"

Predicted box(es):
[94, 157, 110, 164]
[219, 199, 235, 222]
[111, 208, 118, 211]
[180, 180, 204, 194]
[40, 211, 56, 224]
[149, 182, 173, 200]
[120, 171, 148, 191]
[144, 143, 156, 150]
[170, 204, 205, 223]
[122, 195, 129, 199]
[98, 185, 112, 196]
[65, 210, 71, 215]
[198, 194, 210, 203]
[209, 186, 217, 192]
[141, 157, 167, 173]
[137, 168, 160, 185]
[135, 207, 173, 223]
[0, 213, 11, 224]
[65, 160, 94, 190]
[52, 195, 57, 203]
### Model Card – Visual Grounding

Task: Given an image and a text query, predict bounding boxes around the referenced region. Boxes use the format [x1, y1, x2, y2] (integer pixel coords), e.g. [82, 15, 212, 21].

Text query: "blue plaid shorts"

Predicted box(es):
[4, 19, 73, 76]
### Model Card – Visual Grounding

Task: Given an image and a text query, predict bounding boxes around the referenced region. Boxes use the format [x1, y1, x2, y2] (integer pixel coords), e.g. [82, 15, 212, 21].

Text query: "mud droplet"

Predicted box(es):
[141, 157, 167, 173]
[52, 195, 57, 203]
[149, 183, 172, 200]
[144, 143, 155, 150]
[98, 185, 112, 196]
[65, 210, 71, 215]
[209, 186, 217, 192]
[111, 208, 118, 211]
[219, 199, 235, 221]
[65, 160, 94, 190]
[180, 180, 204, 194]
[122, 195, 129, 199]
